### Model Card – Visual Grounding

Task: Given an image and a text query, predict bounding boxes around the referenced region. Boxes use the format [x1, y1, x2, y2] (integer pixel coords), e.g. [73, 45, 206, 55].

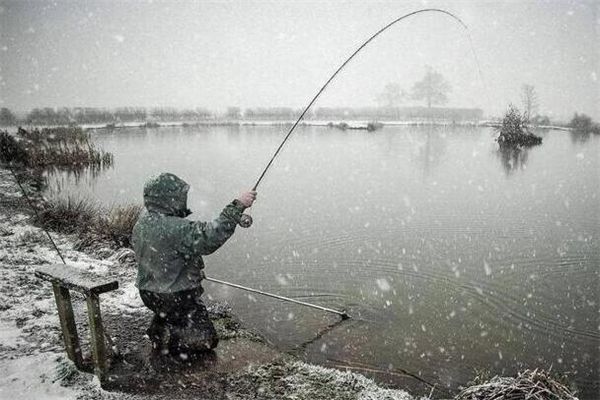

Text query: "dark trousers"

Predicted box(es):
[139, 288, 218, 353]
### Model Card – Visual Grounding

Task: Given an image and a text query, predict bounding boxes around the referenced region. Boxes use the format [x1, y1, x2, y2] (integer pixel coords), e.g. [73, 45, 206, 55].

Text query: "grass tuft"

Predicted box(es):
[94, 204, 143, 248]
[34, 196, 141, 249]
[35, 196, 100, 234]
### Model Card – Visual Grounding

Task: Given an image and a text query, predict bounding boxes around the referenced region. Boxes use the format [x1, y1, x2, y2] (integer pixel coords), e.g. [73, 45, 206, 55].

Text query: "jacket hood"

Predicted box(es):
[143, 173, 192, 217]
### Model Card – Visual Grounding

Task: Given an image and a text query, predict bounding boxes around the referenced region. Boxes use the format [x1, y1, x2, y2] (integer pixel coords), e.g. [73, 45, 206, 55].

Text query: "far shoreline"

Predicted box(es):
[1, 119, 574, 133]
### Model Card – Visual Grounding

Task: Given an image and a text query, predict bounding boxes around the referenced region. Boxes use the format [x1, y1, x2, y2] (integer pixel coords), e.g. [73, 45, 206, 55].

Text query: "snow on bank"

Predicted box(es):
[0, 353, 80, 400]
[0, 168, 142, 399]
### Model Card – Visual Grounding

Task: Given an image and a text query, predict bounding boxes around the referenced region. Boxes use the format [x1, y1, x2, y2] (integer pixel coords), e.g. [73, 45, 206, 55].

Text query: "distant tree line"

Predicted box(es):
[0, 108, 18, 126]
[0, 107, 215, 126]
[1, 105, 487, 126]
[376, 66, 452, 109]
[314, 106, 483, 121]
[569, 113, 600, 135]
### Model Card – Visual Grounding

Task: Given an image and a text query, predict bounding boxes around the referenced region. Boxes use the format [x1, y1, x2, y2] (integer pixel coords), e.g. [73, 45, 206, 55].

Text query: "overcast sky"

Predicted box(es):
[0, 0, 598, 119]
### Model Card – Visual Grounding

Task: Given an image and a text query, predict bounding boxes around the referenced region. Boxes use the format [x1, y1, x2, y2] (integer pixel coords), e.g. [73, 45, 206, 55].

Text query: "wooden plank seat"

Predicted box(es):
[35, 263, 119, 383]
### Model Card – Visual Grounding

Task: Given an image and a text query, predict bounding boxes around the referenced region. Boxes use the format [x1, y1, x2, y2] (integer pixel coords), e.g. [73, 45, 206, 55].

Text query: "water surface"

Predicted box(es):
[47, 125, 599, 398]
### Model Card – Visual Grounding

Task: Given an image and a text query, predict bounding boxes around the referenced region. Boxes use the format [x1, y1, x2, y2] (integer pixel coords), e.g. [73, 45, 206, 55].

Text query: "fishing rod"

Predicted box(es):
[238, 8, 479, 229]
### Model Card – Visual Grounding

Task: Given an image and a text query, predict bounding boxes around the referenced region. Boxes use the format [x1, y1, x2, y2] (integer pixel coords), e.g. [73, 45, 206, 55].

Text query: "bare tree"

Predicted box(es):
[521, 84, 538, 122]
[376, 83, 405, 108]
[0, 108, 17, 126]
[411, 67, 451, 108]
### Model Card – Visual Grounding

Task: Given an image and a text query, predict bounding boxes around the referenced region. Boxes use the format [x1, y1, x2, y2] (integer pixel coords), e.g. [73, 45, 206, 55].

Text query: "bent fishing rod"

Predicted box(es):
[237, 7, 479, 230]
[8, 8, 479, 322]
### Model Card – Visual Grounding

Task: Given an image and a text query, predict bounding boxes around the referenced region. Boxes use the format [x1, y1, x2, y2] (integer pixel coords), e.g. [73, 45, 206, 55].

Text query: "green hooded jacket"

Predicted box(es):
[132, 173, 245, 293]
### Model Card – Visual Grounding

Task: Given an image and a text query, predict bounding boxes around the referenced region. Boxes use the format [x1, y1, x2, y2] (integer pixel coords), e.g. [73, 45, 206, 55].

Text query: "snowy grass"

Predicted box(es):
[0, 354, 81, 400]
[455, 369, 578, 400]
[228, 361, 416, 400]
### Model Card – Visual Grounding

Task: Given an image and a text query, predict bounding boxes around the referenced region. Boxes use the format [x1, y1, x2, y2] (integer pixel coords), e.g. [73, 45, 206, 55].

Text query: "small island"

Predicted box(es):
[496, 105, 542, 147]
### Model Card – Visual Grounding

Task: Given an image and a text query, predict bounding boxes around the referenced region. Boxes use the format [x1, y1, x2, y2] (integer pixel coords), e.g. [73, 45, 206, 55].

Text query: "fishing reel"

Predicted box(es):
[239, 213, 253, 228]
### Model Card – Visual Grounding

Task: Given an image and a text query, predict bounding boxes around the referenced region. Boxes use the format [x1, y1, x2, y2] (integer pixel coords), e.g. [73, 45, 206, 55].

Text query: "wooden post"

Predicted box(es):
[86, 293, 107, 382]
[51, 283, 83, 369]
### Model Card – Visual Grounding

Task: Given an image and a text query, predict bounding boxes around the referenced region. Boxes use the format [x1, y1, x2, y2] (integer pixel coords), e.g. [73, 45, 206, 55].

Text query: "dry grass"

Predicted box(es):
[35, 196, 141, 248]
[455, 369, 577, 400]
[94, 204, 143, 248]
[35, 196, 100, 234]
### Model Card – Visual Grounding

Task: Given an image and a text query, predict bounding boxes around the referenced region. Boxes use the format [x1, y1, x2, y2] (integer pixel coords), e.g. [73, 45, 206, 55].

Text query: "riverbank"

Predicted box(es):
[86, 120, 572, 132]
[0, 166, 419, 400]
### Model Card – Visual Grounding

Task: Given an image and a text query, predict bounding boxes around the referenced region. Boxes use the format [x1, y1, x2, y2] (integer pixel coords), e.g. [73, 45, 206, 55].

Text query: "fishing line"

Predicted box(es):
[5, 161, 123, 355]
[6, 162, 67, 264]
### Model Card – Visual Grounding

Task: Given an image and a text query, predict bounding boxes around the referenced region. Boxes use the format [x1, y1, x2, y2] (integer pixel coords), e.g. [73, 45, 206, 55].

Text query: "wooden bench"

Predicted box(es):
[35, 264, 119, 382]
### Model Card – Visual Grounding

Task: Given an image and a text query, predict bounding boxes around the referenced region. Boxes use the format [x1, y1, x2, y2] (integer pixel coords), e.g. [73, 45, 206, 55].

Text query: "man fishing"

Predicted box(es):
[132, 172, 256, 357]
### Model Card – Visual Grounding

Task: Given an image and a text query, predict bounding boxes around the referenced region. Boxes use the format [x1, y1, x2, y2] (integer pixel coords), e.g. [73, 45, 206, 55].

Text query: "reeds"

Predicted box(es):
[14, 127, 113, 170]
[17, 126, 89, 145]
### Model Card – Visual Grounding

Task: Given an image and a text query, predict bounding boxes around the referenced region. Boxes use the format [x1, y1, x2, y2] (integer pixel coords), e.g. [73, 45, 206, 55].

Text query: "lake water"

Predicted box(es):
[46, 125, 599, 398]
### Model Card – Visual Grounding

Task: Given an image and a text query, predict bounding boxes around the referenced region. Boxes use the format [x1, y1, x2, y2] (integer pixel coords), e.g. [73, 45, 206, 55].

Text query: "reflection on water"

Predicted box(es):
[570, 130, 593, 144]
[412, 126, 448, 179]
[44, 162, 110, 184]
[496, 145, 530, 175]
[47, 125, 599, 398]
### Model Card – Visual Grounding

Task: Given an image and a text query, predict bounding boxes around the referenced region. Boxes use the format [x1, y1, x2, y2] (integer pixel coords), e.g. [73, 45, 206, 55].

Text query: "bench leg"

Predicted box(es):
[52, 284, 83, 369]
[86, 293, 107, 382]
